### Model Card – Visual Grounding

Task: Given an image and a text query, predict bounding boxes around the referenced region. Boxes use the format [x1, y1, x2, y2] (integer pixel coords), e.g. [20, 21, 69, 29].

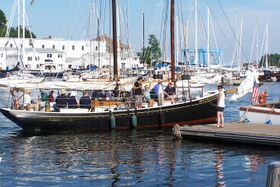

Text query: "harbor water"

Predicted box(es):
[0, 83, 279, 186]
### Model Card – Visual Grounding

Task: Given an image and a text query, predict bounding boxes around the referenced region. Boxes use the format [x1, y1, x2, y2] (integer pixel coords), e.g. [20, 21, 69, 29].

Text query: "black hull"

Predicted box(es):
[0, 93, 218, 132]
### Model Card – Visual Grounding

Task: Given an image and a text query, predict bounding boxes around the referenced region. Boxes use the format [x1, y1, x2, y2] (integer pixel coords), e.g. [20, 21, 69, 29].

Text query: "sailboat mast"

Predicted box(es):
[143, 13, 145, 50]
[17, 0, 20, 62]
[112, 0, 118, 80]
[22, 0, 25, 62]
[170, 0, 175, 81]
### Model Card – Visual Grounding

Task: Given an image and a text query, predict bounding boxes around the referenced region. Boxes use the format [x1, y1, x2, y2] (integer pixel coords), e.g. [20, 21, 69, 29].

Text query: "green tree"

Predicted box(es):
[9, 26, 37, 38]
[148, 34, 161, 64]
[0, 9, 36, 38]
[0, 9, 7, 37]
[137, 34, 162, 66]
[259, 54, 280, 68]
[0, 9, 6, 28]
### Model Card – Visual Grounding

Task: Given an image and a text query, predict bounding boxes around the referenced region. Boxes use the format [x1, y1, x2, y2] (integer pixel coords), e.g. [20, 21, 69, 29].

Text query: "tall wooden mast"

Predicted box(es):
[170, 0, 175, 81]
[112, 0, 118, 80]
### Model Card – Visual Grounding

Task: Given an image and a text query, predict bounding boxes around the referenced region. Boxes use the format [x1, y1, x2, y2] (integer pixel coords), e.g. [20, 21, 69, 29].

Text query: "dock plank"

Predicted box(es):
[180, 123, 280, 146]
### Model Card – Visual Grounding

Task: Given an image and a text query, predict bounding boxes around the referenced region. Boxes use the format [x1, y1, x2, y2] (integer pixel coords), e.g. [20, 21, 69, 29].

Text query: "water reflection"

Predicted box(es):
[246, 154, 266, 172]
[3, 129, 181, 186]
[1, 129, 280, 186]
[214, 149, 225, 187]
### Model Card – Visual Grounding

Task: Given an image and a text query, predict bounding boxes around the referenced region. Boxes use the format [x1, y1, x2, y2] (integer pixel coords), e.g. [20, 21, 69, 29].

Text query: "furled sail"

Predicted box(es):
[229, 67, 259, 101]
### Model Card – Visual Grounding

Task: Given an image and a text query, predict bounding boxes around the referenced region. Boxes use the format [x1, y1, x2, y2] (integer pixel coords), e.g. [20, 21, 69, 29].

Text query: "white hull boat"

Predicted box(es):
[239, 103, 280, 125]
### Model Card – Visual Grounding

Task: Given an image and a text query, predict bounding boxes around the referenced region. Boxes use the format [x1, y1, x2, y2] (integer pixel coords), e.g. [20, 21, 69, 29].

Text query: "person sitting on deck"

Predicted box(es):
[258, 89, 268, 104]
[48, 90, 55, 103]
[79, 90, 91, 109]
[144, 84, 155, 107]
[23, 89, 32, 110]
[164, 81, 176, 104]
[39, 89, 48, 102]
[68, 91, 79, 108]
[10, 88, 19, 110]
[55, 89, 68, 109]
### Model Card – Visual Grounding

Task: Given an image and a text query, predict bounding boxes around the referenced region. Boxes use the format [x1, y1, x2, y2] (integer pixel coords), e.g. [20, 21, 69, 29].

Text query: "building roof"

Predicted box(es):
[94, 35, 130, 52]
[26, 48, 64, 54]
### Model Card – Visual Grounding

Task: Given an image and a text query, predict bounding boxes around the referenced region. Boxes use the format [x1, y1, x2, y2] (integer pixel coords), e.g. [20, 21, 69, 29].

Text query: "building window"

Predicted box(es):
[28, 57, 32, 61]
[82, 46, 84, 50]
[53, 45, 55, 49]
[58, 54, 63, 58]
[42, 45, 45, 48]
[10, 44, 13, 48]
[62, 45, 65, 50]
[96, 46, 98, 51]
[72, 45, 75, 50]
[47, 54, 52, 58]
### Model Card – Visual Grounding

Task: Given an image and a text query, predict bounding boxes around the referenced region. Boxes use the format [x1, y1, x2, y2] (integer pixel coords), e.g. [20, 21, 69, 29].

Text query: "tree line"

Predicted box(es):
[0, 9, 36, 38]
[259, 54, 280, 68]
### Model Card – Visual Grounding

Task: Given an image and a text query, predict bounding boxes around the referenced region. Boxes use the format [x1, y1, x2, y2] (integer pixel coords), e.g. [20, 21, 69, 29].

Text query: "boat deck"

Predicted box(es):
[179, 122, 280, 146]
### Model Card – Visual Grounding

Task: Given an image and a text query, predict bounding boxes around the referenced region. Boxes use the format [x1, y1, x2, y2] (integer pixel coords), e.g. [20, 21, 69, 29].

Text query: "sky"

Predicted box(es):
[1, 0, 280, 65]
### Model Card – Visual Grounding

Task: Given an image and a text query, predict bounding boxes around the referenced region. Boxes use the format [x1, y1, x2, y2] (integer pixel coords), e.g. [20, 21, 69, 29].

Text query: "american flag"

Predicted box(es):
[251, 81, 259, 102]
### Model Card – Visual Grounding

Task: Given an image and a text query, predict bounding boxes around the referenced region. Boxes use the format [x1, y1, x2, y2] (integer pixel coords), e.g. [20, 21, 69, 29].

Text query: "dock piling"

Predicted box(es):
[266, 161, 280, 187]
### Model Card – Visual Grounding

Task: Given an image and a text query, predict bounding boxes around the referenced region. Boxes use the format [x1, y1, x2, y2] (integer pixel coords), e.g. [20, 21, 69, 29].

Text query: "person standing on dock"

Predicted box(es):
[216, 85, 225, 128]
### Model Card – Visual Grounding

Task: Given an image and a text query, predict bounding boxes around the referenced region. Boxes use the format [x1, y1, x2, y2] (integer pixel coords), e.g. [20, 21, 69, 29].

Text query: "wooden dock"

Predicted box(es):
[179, 122, 280, 147]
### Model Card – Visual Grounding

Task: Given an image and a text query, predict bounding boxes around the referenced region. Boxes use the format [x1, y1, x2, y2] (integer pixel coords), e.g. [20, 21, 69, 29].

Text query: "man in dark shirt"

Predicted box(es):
[55, 89, 68, 109]
[133, 77, 143, 108]
[164, 82, 176, 104]
[80, 90, 91, 109]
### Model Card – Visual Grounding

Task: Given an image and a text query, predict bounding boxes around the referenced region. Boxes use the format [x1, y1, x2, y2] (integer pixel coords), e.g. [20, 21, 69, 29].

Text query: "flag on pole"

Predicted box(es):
[251, 81, 259, 102]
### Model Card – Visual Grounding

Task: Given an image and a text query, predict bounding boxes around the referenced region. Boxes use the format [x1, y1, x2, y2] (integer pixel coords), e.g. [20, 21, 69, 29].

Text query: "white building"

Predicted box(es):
[0, 36, 140, 72]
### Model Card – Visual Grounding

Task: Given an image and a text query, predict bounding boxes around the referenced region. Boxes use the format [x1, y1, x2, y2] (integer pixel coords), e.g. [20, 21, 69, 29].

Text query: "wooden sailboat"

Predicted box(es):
[0, 0, 219, 132]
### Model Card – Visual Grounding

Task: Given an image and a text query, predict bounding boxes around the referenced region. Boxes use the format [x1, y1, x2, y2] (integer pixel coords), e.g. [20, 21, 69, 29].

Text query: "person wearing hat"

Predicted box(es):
[164, 81, 176, 104]
[216, 85, 225, 128]
[55, 89, 68, 109]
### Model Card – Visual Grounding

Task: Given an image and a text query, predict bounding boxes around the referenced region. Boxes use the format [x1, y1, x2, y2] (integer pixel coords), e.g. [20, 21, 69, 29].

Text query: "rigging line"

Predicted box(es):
[119, 0, 134, 64]
[161, 1, 169, 65]
[102, 0, 107, 35]
[4, 0, 17, 38]
[215, 0, 249, 63]
[158, 0, 166, 50]
[204, 1, 236, 59]
[249, 23, 258, 64]
[209, 10, 221, 64]
[197, 5, 208, 46]
[259, 26, 267, 68]
[177, 0, 186, 62]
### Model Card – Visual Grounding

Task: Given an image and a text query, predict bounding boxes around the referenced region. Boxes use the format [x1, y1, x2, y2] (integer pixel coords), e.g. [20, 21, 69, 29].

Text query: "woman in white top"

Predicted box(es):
[216, 85, 225, 128]
[23, 89, 32, 110]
